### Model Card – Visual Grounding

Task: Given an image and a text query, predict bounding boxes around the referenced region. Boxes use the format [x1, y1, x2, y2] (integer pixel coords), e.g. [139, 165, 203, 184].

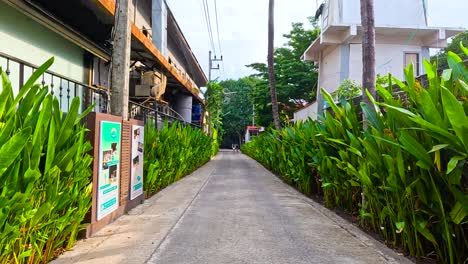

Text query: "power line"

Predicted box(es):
[196, 0, 212, 54]
[213, 0, 223, 55]
[202, 0, 216, 54]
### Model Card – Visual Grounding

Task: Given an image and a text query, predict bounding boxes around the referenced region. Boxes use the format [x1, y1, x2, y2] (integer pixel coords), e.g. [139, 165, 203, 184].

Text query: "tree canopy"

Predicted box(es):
[431, 31, 468, 70]
[219, 77, 256, 147]
[247, 18, 320, 126]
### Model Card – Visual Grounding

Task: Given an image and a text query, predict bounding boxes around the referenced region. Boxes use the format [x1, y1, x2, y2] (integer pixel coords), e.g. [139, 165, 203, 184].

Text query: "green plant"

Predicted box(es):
[242, 42, 468, 263]
[0, 58, 94, 263]
[332, 79, 361, 100]
[143, 121, 212, 196]
[205, 81, 224, 154]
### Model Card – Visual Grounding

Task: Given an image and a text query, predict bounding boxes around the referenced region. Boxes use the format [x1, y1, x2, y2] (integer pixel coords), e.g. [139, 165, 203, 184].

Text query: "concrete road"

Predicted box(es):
[54, 151, 411, 264]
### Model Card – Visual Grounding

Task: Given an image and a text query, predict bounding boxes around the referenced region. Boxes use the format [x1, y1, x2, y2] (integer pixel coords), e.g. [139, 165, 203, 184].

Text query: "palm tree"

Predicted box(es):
[268, 0, 281, 130]
[360, 0, 376, 208]
[360, 0, 376, 116]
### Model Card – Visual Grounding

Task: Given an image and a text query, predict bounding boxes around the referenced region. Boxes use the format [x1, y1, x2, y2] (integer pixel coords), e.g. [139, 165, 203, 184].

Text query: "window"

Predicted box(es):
[404, 53, 420, 76]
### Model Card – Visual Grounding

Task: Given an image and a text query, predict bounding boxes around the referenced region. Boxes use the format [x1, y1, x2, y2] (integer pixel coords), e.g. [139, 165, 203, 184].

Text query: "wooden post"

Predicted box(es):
[111, 0, 131, 120]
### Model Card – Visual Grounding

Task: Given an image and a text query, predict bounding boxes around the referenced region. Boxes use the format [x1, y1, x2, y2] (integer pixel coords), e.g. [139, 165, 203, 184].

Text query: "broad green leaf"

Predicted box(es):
[441, 69, 452, 82]
[423, 59, 436, 79]
[76, 103, 96, 125]
[416, 220, 437, 244]
[447, 51, 468, 80]
[441, 86, 468, 151]
[428, 144, 449, 153]
[399, 130, 432, 168]
[45, 117, 56, 173]
[361, 102, 384, 132]
[416, 88, 443, 126]
[18, 249, 33, 259]
[0, 128, 32, 178]
[379, 103, 416, 117]
[447, 156, 464, 175]
[460, 41, 468, 57]
[321, 88, 342, 120]
[10, 57, 54, 114]
[395, 221, 405, 233]
[0, 116, 15, 146]
[56, 97, 80, 148]
[460, 79, 468, 93]
[450, 202, 467, 225]
[449, 186, 468, 215]
[0, 69, 14, 120]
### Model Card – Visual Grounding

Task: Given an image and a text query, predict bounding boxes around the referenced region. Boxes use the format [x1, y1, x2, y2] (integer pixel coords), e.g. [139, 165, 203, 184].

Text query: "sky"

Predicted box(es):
[166, 0, 468, 81]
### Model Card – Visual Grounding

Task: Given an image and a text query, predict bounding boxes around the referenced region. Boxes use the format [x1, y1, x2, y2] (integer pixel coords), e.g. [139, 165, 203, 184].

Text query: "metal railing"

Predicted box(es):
[0, 51, 109, 113]
[129, 100, 201, 129]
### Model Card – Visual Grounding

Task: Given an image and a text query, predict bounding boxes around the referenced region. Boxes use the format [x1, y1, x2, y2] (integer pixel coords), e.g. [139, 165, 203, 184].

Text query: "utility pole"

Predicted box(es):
[252, 102, 255, 126]
[111, 0, 131, 120]
[208, 50, 223, 81]
[360, 0, 376, 118]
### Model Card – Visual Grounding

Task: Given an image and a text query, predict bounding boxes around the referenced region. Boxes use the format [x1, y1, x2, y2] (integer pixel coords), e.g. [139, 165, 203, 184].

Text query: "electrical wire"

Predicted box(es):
[213, 0, 223, 55]
[202, 0, 216, 54]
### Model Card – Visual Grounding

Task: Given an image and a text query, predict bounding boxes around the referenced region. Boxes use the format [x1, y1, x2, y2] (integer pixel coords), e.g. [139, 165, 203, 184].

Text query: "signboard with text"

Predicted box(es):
[97, 121, 121, 220]
[130, 125, 144, 200]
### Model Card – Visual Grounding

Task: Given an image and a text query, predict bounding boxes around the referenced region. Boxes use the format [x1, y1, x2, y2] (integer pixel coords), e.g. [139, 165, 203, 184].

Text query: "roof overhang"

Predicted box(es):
[95, 0, 205, 104]
[303, 24, 465, 62]
[166, 7, 208, 87]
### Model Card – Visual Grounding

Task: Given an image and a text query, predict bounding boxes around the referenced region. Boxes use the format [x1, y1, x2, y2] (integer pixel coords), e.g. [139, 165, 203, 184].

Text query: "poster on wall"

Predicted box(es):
[130, 125, 144, 200]
[97, 121, 121, 221]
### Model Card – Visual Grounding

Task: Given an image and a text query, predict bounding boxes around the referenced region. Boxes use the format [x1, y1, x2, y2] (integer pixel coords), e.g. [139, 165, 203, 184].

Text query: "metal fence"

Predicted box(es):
[0, 51, 202, 129]
[0, 51, 108, 113]
[129, 100, 201, 129]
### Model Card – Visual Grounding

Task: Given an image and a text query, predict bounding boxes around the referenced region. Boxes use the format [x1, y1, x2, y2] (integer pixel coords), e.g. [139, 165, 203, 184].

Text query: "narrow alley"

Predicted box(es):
[53, 151, 411, 264]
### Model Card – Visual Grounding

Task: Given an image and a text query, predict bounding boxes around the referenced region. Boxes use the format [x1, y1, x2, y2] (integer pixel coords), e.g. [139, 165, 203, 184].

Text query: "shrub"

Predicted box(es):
[143, 121, 212, 196]
[242, 43, 468, 263]
[332, 79, 361, 100]
[0, 58, 93, 263]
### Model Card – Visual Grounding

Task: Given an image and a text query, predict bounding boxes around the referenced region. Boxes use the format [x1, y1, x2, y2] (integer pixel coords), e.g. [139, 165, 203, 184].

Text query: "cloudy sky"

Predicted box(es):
[166, 0, 468, 81]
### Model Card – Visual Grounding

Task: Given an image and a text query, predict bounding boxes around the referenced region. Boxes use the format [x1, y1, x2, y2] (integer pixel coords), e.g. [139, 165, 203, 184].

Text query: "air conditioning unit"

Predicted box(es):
[134, 84, 152, 97]
[141, 71, 167, 100]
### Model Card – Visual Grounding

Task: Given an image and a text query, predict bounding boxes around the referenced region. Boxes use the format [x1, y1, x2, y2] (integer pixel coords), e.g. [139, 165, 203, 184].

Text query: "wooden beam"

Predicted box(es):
[94, 0, 204, 104]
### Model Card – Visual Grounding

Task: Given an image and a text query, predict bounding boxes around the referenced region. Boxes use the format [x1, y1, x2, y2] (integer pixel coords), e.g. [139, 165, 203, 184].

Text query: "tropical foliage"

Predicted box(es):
[243, 44, 468, 263]
[247, 18, 320, 126]
[431, 30, 468, 70]
[143, 121, 212, 197]
[0, 58, 94, 263]
[219, 77, 255, 147]
[332, 79, 362, 100]
[205, 81, 224, 155]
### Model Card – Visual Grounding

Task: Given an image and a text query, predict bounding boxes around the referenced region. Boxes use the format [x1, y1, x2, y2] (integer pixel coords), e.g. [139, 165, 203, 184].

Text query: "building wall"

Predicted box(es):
[130, 0, 152, 33]
[348, 43, 426, 85]
[327, 0, 427, 28]
[319, 45, 342, 94]
[0, 1, 86, 92]
[294, 102, 318, 122]
[167, 34, 188, 76]
[312, 40, 428, 121]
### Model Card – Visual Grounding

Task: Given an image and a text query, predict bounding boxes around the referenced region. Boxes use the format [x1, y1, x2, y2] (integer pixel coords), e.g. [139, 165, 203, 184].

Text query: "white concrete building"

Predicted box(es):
[295, 0, 464, 121]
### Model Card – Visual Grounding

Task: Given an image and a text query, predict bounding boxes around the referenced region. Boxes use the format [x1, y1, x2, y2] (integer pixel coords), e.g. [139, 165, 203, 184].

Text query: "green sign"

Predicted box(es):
[97, 121, 121, 221]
